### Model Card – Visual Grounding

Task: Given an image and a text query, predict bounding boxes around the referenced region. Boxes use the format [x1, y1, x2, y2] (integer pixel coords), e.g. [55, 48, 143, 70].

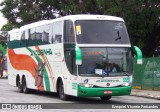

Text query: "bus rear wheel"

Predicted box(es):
[22, 77, 29, 94]
[58, 81, 68, 100]
[17, 77, 23, 93]
[100, 96, 112, 100]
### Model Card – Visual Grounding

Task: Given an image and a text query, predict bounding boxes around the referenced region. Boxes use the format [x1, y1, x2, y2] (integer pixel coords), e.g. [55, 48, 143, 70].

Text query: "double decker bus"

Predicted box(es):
[8, 15, 142, 100]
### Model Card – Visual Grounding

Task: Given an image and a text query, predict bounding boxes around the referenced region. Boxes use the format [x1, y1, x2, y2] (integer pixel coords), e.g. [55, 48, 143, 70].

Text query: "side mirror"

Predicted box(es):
[75, 46, 82, 65]
[132, 46, 143, 64]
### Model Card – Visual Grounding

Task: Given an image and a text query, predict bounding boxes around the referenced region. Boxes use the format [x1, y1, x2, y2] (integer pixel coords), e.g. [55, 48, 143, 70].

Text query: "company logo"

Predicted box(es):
[102, 70, 107, 75]
[54, 50, 61, 57]
[106, 83, 110, 86]
[31, 48, 53, 56]
[84, 79, 89, 83]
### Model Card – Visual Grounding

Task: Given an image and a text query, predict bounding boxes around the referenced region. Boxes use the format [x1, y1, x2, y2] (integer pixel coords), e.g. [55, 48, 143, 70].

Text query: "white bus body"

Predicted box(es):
[7, 15, 142, 100]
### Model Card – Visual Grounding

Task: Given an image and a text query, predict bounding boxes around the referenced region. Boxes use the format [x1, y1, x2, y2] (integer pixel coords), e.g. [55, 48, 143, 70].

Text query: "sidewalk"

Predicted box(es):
[131, 89, 160, 100]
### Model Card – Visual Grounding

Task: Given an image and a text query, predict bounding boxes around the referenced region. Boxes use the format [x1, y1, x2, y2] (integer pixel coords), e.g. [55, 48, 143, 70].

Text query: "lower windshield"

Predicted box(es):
[78, 48, 132, 77]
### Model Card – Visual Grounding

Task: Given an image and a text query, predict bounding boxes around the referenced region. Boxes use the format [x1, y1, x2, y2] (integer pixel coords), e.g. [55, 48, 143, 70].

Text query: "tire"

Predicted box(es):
[22, 77, 29, 94]
[100, 96, 112, 101]
[58, 81, 68, 100]
[17, 77, 23, 93]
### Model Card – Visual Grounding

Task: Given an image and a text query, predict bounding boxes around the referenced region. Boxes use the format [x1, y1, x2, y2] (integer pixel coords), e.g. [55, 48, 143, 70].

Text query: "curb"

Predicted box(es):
[130, 93, 160, 100]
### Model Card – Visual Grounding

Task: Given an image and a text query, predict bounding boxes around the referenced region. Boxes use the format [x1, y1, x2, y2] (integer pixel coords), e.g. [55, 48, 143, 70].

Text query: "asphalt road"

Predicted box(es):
[0, 79, 160, 112]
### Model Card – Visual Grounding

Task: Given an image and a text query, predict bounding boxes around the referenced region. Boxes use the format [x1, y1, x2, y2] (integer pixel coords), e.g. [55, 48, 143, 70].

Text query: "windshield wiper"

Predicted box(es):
[124, 73, 130, 76]
[115, 31, 121, 41]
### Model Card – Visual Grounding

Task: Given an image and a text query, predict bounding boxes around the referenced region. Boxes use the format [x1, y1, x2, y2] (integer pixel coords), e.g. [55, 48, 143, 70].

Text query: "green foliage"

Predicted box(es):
[0, 0, 159, 57]
[1, 23, 18, 31]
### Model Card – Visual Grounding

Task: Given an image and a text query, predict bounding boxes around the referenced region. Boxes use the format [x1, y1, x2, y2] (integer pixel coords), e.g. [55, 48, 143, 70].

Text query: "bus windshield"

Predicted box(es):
[78, 48, 132, 77]
[75, 20, 130, 44]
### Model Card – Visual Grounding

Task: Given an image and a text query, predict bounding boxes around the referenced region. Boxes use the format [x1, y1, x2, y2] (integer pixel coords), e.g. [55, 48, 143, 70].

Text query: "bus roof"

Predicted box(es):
[56, 14, 124, 22]
[8, 28, 19, 34]
[19, 15, 124, 31]
[20, 20, 50, 30]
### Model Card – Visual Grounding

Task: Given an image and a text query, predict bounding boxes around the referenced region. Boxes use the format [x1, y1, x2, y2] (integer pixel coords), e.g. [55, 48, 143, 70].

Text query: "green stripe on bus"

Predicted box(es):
[44, 55, 53, 76]
[77, 85, 131, 97]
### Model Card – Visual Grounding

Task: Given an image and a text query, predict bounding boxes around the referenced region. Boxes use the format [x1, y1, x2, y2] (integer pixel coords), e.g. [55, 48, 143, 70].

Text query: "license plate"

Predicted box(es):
[104, 90, 112, 94]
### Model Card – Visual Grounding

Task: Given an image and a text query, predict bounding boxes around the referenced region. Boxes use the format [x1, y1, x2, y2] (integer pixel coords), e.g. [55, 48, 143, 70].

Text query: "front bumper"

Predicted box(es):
[78, 85, 132, 97]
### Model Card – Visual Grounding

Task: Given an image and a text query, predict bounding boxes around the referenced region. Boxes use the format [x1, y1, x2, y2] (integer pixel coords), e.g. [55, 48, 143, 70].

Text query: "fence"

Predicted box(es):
[133, 57, 160, 90]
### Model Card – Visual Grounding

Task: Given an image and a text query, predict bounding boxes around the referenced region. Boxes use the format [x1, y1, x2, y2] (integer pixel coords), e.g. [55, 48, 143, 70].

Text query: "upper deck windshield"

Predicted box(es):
[75, 20, 130, 44]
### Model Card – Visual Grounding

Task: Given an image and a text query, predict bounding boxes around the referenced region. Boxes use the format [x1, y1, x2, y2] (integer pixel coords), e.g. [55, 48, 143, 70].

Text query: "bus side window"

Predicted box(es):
[36, 26, 42, 40]
[42, 24, 49, 44]
[25, 30, 30, 40]
[7, 34, 10, 41]
[64, 20, 75, 43]
[21, 31, 25, 40]
[30, 28, 36, 40]
[55, 35, 62, 43]
[36, 26, 43, 45]
[49, 24, 53, 44]
[29, 28, 36, 46]
[20, 31, 26, 47]
[52, 21, 62, 43]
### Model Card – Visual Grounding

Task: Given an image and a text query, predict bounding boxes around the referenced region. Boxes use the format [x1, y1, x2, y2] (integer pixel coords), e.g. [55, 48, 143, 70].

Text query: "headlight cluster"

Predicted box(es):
[80, 83, 94, 88]
[121, 82, 132, 86]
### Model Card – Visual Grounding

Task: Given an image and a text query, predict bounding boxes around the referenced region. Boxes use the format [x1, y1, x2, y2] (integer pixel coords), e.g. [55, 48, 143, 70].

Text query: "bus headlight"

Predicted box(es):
[80, 83, 94, 88]
[121, 82, 131, 86]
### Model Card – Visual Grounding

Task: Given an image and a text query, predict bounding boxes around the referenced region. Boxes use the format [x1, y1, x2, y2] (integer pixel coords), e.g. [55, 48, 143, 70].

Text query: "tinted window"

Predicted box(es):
[30, 28, 36, 40]
[21, 31, 25, 40]
[42, 24, 49, 43]
[52, 21, 62, 43]
[64, 20, 75, 43]
[75, 20, 130, 44]
[36, 26, 43, 40]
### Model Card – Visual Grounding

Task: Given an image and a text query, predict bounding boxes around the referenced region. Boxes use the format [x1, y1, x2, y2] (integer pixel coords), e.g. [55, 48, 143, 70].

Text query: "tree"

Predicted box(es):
[1, 23, 18, 31]
[0, 0, 159, 57]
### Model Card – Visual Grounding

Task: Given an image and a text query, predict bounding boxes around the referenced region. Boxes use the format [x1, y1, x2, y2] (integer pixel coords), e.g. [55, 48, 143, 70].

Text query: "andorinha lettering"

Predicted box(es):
[31, 48, 53, 56]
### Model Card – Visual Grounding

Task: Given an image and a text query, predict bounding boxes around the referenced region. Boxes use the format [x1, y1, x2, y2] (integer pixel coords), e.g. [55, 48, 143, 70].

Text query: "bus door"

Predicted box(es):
[65, 48, 77, 95]
[64, 20, 77, 95]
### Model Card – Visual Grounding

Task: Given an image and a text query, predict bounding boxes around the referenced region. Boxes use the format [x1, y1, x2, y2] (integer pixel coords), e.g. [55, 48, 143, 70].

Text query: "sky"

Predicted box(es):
[0, 0, 7, 30]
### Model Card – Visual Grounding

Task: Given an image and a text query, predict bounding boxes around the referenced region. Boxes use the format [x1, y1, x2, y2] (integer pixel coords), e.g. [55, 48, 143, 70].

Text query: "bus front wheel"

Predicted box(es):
[100, 96, 112, 100]
[58, 81, 68, 100]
